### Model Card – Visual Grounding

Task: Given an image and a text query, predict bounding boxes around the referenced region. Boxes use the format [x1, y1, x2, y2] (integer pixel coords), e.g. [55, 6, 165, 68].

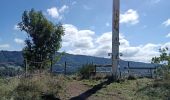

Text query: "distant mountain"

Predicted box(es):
[0, 51, 23, 66]
[0, 51, 158, 74]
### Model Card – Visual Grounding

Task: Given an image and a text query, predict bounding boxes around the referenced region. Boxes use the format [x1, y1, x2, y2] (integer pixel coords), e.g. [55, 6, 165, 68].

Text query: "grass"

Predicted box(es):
[0, 74, 169, 100]
[0, 77, 19, 100]
[81, 78, 169, 100]
[0, 73, 66, 100]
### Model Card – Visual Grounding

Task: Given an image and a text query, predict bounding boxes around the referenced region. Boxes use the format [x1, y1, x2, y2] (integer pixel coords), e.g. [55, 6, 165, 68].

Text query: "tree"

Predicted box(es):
[152, 47, 170, 79]
[152, 47, 170, 66]
[18, 9, 64, 70]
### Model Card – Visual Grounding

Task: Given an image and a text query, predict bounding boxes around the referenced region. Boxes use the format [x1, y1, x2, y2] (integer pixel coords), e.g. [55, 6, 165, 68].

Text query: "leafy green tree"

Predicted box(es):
[152, 47, 170, 65]
[152, 47, 170, 79]
[18, 9, 64, 70]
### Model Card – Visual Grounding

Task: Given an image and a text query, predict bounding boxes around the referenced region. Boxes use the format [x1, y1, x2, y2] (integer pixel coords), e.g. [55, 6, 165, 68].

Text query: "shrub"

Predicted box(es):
[78, 63, 95, 79]
[127, 75, 136, 80]
[11, 73, 64, 100]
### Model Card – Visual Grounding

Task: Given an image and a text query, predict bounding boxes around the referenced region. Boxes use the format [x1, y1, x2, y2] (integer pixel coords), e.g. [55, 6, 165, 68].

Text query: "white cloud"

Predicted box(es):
[47, 7, 59, 19]
[120, 9, 139, 25]
[13, 24, 19, 31]
[95, 32, 161, 62]
[59, 5, 69, 13]
[0, 44, 10, 49]
[166, 33, 170, 38]
[47, 5, 69, 19]
[62, 24, 170, 63]
[63, 24, 95, 49]
[105, 22, 110, 27]
[14, 38, 24, 45]
[162, 42, 170, 49]
[163, 19, 170, 27]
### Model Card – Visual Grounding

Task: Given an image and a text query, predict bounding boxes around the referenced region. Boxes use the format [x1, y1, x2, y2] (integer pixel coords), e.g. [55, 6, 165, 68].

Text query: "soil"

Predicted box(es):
[64, 79, 125, 100]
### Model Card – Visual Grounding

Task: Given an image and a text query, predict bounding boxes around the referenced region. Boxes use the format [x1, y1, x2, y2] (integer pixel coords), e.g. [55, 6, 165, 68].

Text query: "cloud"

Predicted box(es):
[47, 5, 69, 19]
[14, 38, 24, 45]
[59, 5, 69, 13]
[47, 7, 59, 19]
[105, 22, 110, 27]
[120, 9, 139, 25]
[163, 19, 170, 27]
[0, 44, 10, 49]
[62, 24, 170, 63]
[166, 33, 170, 38]
[94, 32, 162, 62]
[63, 24, 95, 49]
[13, 24, 19, 31]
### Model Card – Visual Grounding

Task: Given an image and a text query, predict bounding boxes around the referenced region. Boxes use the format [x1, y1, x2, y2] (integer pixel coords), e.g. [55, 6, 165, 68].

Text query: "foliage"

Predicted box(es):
[1, 75, 170, 100]
[0, 74, 66, 100]
[0, 67, 22, 77]
[150, 47, 170, 99]
[151, 47, 170, 65]
[18, 9, 64, 70]
[127, 75, 137, 80]
[78, 63, 95, 79]
[0, 78, 19, 100]
[151, 47, 170, 79]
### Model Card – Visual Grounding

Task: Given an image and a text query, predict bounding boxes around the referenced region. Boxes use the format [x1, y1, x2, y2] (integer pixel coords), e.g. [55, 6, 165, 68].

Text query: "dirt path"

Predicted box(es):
[65, 79, 125, 100]
[66, 80, 90, 99]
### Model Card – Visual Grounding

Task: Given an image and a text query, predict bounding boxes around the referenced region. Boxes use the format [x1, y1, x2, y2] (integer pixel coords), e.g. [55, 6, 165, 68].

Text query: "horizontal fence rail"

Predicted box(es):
[0, 60, 160, 79]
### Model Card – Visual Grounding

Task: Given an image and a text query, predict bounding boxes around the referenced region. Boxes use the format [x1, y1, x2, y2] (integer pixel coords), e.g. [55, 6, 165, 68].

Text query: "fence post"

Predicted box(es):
[150, 68, 153, 78]
[64, 61, 66, 75]
[119, 67, 121, 79]
[50, 58, 53, 73]
[95, 65, 96, 75]
[128, 62, 130, 75]
[25, 59, 27, 78]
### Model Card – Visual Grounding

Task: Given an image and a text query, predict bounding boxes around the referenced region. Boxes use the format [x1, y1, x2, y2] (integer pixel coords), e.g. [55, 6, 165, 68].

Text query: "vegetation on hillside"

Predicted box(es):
[151, 47, 170, 79]
[78, 63, 95, 79]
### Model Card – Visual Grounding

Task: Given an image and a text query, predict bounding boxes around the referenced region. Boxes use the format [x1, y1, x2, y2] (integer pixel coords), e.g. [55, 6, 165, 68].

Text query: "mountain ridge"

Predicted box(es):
[0, 50, 157, 69]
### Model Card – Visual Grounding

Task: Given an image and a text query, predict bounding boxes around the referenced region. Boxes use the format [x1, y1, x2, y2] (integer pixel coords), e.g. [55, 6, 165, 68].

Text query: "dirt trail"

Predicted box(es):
[66, 80, 90, 99]
[65, 80, 125, 100]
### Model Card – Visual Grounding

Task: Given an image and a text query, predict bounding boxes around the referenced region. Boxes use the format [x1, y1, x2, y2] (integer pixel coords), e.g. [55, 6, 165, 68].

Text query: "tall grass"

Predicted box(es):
[78, 63, 95, 79]
[0, 73, 66, 100]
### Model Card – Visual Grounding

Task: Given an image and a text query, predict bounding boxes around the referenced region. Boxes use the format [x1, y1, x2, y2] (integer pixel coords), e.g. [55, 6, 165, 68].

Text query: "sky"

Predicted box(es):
[0, 0, 170, 63]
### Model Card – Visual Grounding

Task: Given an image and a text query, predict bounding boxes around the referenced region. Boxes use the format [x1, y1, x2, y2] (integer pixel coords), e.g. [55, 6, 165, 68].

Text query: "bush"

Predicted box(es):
[11, 73, 64, 100]
[78, 63, 95, 79]
[0, 78, 19, 100]
[128, 75, 136, 80]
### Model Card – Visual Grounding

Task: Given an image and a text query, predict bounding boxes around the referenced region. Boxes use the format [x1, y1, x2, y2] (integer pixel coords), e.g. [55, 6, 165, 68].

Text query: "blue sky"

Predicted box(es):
[0, 0, 170, 62]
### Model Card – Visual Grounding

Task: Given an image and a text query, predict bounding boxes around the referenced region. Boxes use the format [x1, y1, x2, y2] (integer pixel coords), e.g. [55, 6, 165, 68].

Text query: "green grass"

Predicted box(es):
[81, 78, 169, 100]
[0, 75, 169, 100]
[0, 74, 66, 100]
[0, 77, 19, 100]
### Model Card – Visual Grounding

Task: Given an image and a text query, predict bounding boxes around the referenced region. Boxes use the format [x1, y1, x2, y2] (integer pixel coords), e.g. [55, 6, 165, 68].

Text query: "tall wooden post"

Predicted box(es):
[112, 0, 120, 80]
